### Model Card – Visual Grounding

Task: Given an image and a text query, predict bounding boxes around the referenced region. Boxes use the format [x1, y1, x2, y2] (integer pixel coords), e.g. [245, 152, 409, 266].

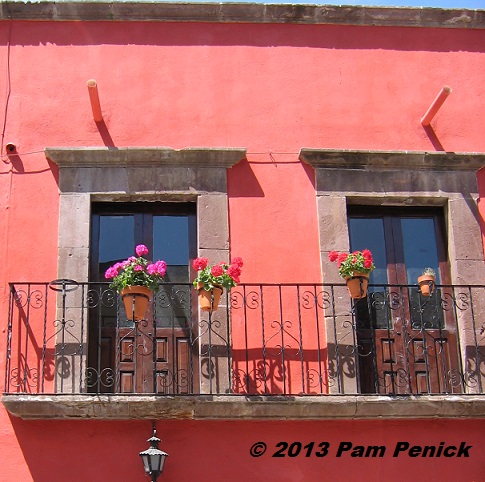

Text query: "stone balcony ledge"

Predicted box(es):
[4, 394, 485, 420]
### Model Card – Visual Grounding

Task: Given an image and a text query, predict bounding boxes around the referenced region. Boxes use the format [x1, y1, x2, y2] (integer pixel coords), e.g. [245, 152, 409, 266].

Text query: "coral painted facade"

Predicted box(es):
[1, 3, 485, 481]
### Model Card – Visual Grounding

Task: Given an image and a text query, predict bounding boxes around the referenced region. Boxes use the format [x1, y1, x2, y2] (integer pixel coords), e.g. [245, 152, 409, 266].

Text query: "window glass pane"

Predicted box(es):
[401, 218, 440, 284]
[153, 216, 189, 265]
[99, 215, 134, 277]
[153, 215, 189, 284]
[349, 218, 388, 285]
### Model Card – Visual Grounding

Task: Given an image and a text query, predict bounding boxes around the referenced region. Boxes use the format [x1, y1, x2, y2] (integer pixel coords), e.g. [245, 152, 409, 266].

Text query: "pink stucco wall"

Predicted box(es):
[3, 411, 485, 481]
[1, 21, 485, 285]
[1, 18, 485, 481]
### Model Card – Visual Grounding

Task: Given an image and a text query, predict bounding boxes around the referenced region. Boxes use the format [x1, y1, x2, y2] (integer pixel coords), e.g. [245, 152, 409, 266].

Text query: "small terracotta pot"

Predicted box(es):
[120, 286, 151, 320]
[345, 273, 370, 299]
[197, 283, 223, 312]
[418, 275, 436, 296]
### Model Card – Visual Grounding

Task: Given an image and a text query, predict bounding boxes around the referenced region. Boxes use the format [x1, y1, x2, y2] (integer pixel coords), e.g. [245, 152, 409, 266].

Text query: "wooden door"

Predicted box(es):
[349, 207, 461, 395]
[88, 202, 197, 394]
[113, 284, 194, 394]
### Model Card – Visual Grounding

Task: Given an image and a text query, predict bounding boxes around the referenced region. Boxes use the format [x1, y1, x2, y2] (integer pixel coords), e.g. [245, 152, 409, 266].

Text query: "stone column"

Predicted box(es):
[318, 195, 360, 394]
[55, 193, 90, 393]
[197, 193, 232, 394]
[448, 196, 485, 394]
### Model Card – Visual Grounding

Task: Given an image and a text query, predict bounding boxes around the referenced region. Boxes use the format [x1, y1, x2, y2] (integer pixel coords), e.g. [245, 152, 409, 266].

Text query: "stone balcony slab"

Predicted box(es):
[4, 394, 485, 420]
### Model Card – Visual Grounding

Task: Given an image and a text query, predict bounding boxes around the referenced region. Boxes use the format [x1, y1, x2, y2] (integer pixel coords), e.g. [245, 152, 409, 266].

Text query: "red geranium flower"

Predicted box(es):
[328, 249, 375, 279]
[192, 257, 243, 291]
[192, 257, 209, 271]
[328, 251, 338, 262]
[211, 265, 224, 277]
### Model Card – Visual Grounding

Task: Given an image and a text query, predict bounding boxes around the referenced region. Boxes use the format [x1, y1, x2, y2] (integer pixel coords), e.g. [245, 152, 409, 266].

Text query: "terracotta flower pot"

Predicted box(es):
[418, 275, 436, 296]
[345, 273, 370, 299]
[120, 286, 151, 320]
[197, 283, 223, 312]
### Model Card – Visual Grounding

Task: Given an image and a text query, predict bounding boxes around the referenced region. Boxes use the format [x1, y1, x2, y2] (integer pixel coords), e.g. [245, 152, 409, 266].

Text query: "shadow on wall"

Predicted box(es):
[227, 159, 265, 198]
[475, 169, 485, 244]
[3, 22, 484, 54]
[230, 346, 329, 395]
[422, 125, 445, 152]
[227, 158, 315, 199]
[6, 155, 60, 189]
[94, 119, 116, 148]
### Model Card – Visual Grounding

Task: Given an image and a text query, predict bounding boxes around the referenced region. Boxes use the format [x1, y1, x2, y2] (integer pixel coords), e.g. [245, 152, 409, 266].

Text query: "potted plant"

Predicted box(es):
[104, 244, 167, 320]
[418, 267, 436, 296]
[328, 249, 375, 299]
[192, 256, 243, 311]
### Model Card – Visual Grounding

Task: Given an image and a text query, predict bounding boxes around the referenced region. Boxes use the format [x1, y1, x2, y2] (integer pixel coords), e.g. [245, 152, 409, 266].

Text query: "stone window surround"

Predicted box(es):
[45, 147, 247, 281]
[299, 148, 485, 395]
[44, 147, 246, 395]
[298, 149, 485, 286]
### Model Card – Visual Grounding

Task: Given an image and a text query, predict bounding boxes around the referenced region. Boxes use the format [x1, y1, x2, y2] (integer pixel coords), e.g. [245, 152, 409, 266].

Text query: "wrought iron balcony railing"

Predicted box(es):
[4, 281, 485, 396]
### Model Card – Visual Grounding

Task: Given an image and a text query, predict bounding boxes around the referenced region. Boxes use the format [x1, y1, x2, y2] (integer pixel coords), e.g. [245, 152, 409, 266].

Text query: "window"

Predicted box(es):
[88, 202, 197, 394]
[348, 207, 460, 394]
[47, 147, 244, 399]
[301, 148, 485, 396]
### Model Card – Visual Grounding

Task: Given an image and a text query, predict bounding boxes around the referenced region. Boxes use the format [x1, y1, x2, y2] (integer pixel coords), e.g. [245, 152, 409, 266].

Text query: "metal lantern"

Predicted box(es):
[139, 425, 168, 481]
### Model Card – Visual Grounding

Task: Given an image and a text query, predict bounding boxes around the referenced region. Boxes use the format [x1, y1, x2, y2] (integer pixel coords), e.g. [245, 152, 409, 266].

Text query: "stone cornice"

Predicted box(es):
[4, 394, 485, 420]
[299, 149, 485, 171]
[45, 147, 246, 168]
[1, 2, 484, 29]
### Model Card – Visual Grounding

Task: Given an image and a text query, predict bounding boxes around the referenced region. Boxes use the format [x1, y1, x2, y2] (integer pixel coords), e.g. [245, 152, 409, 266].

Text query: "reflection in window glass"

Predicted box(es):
[401, 218, 440, 284]
[349, 218, 388, 285]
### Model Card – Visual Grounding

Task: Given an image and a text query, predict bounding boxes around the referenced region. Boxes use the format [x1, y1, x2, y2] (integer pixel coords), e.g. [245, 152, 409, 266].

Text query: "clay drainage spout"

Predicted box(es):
[420, 86, 452, 127]
[87, 79, 103, 123]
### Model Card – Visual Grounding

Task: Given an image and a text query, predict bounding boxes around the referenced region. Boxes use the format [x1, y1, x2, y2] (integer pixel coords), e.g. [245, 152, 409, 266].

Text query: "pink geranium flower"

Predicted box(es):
[104, 266, 118, 279]
[155, 260, 167, 276]
[105, 246, 167, 293]
[147, 262, 167, 276]
[136, 244, 149, 257]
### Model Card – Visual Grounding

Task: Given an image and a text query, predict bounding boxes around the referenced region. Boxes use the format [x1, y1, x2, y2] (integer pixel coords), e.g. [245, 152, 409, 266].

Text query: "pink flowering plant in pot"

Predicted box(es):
[104, 244, 167, 292]
[192, 257, 243, 291]
[328, 249, 375, 279]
